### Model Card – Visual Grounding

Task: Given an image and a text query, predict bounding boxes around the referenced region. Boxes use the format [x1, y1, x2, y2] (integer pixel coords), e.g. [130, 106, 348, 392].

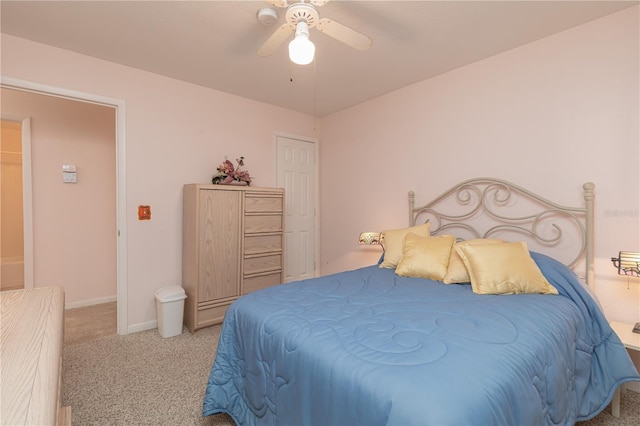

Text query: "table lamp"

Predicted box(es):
[358, 232, 381, 246]
[611, 251, 640, 333]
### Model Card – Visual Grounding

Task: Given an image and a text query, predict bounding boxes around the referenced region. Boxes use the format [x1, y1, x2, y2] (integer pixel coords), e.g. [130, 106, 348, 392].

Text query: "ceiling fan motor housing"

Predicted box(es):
[286, 3, 319, 28]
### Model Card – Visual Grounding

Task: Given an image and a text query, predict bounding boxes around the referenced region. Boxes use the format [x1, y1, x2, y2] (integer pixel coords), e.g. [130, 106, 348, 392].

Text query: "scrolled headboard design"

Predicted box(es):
[409, 178, 595, 285]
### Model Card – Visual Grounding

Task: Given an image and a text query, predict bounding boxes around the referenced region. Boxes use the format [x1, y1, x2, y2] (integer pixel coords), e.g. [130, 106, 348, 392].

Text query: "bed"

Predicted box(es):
[202, 178, 639, 425]
[0, 286, 71, 426]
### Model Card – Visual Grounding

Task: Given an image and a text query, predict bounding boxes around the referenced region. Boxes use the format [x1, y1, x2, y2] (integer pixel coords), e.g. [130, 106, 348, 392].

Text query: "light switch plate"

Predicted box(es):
[62, 172, 77, 183]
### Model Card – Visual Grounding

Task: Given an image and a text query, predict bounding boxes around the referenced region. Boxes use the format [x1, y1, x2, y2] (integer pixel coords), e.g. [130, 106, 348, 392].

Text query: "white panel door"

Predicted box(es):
[276, 135, 316, 282]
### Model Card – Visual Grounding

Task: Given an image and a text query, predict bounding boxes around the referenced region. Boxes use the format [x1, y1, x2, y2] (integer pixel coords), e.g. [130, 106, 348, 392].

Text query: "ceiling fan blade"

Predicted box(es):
[316, 18, 372, 51]
[257, 23, 293, 57]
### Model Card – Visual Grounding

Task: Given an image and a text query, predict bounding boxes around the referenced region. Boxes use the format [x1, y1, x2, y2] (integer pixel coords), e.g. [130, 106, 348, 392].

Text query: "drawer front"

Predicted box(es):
[245, 215, 282, 233]
[245, 195, 283, 213]
[196, 303, 233, 328]
[244, 234, 282, 255]
[243, 272, 282, 295]
[244, 254, 282, 275]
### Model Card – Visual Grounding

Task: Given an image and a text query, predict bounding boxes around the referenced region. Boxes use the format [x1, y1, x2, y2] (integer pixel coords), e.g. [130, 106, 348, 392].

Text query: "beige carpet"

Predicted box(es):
[64, 325, 234, 425]
[65, 302, 117, 346]
[63, 306, 639, 425]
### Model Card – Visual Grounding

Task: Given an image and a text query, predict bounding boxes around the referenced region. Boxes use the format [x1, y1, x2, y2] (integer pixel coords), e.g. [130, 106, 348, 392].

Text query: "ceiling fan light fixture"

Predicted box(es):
[289, 21, 315, 65]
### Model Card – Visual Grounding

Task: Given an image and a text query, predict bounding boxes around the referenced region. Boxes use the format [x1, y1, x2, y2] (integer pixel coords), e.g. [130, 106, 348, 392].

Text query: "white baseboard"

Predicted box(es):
[127, 320, 158, 334]
[65, 295, 117, 310]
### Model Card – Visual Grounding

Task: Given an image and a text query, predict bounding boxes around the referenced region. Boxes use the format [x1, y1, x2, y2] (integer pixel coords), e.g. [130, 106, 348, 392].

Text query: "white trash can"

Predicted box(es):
[155, 285, 187, 338]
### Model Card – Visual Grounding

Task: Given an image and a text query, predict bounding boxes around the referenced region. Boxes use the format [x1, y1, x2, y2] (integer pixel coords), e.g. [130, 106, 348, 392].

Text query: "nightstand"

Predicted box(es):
[609, 321, 640, 417]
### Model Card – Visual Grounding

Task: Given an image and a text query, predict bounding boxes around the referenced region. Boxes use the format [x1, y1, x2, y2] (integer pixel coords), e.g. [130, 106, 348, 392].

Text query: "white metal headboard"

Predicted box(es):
[409, 178, 595, 286]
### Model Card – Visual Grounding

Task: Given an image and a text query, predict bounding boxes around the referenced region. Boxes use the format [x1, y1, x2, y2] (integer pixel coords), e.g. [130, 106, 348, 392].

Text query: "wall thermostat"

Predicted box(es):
[62, 164, 77, 183]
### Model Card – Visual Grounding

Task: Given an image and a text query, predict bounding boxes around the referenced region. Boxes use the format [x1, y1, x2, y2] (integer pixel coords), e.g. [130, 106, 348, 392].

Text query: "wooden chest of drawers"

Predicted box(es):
[182, 184, 285, 331]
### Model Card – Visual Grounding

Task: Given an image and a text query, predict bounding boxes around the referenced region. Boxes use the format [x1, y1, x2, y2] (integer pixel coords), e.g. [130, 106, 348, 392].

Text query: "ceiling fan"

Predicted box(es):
[257, 0, 373, 65]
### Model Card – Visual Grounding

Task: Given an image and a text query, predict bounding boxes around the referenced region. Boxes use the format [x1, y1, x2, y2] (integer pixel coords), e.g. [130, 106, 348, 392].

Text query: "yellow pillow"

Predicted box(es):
[379, 223, 431, 269]
[455, 241, 558, 295]
[443, 239, 504, 284]
[395, 233, 456, 280]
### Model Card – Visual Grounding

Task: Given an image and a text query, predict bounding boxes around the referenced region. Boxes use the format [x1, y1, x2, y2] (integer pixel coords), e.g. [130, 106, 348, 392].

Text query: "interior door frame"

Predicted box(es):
[1, 76, 128, 335]
[274, 131, 320, 279]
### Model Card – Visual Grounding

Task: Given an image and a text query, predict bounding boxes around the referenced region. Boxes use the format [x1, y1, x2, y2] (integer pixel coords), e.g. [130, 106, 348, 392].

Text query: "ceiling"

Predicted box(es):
[1, 1, 637, 117]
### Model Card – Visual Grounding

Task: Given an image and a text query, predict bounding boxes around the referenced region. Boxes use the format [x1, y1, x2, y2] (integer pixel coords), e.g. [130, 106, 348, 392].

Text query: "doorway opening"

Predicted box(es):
[1, 77, 128, 335]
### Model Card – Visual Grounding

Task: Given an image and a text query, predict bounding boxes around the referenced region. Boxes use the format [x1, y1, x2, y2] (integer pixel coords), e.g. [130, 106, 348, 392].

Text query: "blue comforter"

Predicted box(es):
[203, 253, 639, 425]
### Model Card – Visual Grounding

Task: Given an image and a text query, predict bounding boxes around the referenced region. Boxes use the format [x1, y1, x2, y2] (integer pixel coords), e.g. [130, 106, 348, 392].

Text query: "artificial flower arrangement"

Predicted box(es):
[212, 156, 252, 186]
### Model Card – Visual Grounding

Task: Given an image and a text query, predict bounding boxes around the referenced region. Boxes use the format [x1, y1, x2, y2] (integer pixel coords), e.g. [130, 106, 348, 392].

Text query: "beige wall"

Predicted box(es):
[320, 6, 639, 323]
[1, 89, 117, 303]
[1, 120, 24, 261]
[1, 33, 318, 331]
